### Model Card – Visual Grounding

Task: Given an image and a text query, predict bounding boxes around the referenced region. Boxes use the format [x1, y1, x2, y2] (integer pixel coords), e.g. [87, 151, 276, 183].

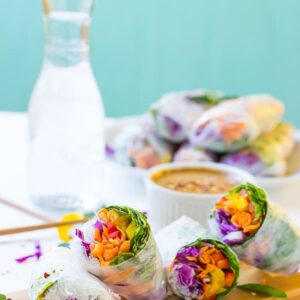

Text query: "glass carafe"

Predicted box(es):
[28, 0, 105, 211]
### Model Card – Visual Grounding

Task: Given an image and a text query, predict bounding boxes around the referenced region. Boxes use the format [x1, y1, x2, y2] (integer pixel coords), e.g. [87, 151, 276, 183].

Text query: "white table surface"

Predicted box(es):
[0, 112, 144, 296]
[0, 112, 300, 296]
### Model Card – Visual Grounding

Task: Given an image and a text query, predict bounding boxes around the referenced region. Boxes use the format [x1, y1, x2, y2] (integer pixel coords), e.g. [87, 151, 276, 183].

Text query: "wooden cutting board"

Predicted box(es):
[7, 265, 300, 300]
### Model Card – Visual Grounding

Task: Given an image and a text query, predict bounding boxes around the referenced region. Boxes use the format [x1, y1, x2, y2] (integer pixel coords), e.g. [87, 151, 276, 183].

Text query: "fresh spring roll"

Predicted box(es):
[167, 239, 239, 300]
[156, 216, 239, 300]
[173, 143, 215, 163]
[150, 89, 232, 143]
[106, 123, 173, 169]
[221, 122, 295, 177]
[209, 183, 300, 274]
[73, 206, 166, 300]
[189, 94, 284, 152]
[30, 247, 113, 300]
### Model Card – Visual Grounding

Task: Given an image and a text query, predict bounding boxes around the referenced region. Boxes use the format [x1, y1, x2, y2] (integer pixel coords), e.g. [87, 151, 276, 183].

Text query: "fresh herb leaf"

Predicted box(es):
[189, 93, 238, 105]
[237, 283, 287, 298]
[37, 280, 57, 300]
[58, 242, 70, 248]
[0, 294, 7, 300]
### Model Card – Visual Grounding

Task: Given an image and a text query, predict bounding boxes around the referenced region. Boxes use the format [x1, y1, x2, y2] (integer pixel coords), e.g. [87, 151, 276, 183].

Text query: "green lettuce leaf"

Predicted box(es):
[105, 206, 150, 266]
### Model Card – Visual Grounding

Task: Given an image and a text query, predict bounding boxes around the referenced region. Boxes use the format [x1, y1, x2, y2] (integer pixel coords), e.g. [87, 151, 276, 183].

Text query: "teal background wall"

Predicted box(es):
[0, 0, 300, 125]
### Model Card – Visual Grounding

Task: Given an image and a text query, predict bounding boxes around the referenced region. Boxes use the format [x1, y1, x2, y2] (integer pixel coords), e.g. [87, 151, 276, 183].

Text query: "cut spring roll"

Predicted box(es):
[189, 94, 284, 152]
[107, 123, 173, 169]
[167, 238, 239, 300]
[173, 143, 215, 163]
[150, 89, 232, 143]
[30, 247, 112, 300]
[221, 122, 295, 176]
[73, 206, 166, 300]
[209, 183, 300, 274]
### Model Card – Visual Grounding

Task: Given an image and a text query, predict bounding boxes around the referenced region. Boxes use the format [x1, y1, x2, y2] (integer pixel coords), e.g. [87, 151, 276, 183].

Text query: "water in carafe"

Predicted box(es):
[28, 0, 105, 211]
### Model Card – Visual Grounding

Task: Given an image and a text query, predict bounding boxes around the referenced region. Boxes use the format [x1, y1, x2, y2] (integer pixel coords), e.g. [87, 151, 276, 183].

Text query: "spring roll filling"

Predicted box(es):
[214, 187, 264, 245]
[89, 208, 138, 266]
[170, 241, 236, 299]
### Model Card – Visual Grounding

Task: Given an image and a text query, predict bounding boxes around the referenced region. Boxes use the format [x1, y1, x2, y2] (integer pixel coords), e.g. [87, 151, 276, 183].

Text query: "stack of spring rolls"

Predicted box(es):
[30, 187, 300, 299]
[106, 90, 295, 177]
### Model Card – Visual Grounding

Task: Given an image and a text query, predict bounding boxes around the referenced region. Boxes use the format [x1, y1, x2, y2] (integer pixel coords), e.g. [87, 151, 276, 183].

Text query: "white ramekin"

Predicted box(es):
[145, 162, 255, 231]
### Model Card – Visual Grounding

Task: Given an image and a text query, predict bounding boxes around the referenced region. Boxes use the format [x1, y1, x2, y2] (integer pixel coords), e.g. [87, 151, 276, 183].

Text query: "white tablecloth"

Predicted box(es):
[0, 112, 300, 296]
[0, 112, 142, 295]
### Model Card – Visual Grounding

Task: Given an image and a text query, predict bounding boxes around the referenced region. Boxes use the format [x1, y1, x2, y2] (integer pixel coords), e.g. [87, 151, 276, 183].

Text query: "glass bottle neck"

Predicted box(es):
[44, 11, 91, 67]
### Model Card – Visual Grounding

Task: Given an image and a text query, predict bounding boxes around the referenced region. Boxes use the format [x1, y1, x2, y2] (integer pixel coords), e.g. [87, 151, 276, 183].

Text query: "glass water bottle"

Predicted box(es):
[28, 0, 105, 211]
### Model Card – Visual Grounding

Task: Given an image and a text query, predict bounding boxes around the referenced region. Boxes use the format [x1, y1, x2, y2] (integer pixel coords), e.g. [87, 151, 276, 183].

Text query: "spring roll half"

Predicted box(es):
[72, 206, 166, 300]
[209, 183, 300, 274]
[30, 247, 112, 300]
[150, 89, 232, 143]
[106, 123, 173, 169]
[173, 143, 215, 163]
[167, 238, 239, 300]
[189, 94, 284, 152]
[221, 122, 295, 176]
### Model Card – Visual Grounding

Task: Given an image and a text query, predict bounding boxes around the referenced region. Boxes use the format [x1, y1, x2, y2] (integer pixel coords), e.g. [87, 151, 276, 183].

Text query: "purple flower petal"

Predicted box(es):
[105, 144, 115, 157]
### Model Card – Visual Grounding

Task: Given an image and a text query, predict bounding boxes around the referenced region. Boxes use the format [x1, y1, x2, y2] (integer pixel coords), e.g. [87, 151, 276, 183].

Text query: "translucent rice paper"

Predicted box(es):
[110, 121, 173, 168]
[72, 219, 166, 300]
[221, 122, 295, 177]
[210, 202, 300, 274]
[30, 247, 113, 300]
[189, 94, 284, 152]
[173, 143, 215, 163]
[150, 90, 224, 143]
[156, 216, 207, 267]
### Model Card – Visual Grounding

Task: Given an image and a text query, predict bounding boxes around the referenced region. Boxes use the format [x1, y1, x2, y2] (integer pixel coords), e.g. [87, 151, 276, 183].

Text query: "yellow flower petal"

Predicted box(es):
[57, 212, 84, 242]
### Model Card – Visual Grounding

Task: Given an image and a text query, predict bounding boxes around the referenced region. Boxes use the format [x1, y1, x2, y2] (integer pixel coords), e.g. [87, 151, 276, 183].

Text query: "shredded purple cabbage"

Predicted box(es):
[93, 220, 104, 232]
[223, 231, 246, 245]
[15, 241, 42, 263]
[221, 152, 263, 175]
[176, 246, 199, 261]
[163, 115, 182, 135]
[215, 209, 239, 235]
[75, 228, 91, 256]
[65, 296, 78, 300]
[175, 264, 196, 287]
[75, 228, 84, 240]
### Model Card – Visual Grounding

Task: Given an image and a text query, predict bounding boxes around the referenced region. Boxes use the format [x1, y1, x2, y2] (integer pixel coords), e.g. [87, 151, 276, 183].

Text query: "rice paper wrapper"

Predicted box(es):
[173, 143, 215, 163]
[73, 219, 166, 300]
[156, 216, 208, 267]
[221, 122, 295, 176]
[189, 94, 284, 152]
[210, 201, 300, 274]
[30, 247, 113, 300]
[108, 121, 173, 169]
[150, 89, 225, 143]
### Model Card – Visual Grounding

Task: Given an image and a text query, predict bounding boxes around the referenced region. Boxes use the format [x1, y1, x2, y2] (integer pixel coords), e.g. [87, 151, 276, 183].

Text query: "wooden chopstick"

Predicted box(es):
[0, 217, 90, 236]
[0, 196, 53, 222]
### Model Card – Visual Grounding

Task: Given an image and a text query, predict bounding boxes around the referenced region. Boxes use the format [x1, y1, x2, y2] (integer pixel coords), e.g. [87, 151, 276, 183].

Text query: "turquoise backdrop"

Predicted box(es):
[0, 0, 300, 125]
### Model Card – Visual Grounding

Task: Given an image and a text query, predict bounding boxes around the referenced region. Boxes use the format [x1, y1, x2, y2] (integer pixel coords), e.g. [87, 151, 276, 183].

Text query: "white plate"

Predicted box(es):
[104, 116, 300, 209]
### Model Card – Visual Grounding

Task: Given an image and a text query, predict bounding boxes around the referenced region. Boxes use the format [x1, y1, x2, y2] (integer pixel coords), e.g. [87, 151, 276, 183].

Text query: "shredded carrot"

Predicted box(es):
[225, 272, 235, 287]
[216, 259, 229, 269]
